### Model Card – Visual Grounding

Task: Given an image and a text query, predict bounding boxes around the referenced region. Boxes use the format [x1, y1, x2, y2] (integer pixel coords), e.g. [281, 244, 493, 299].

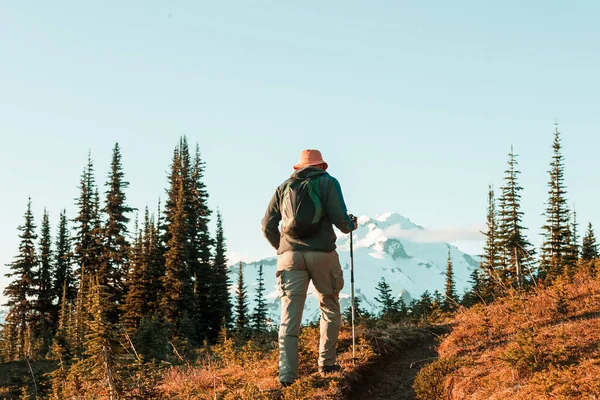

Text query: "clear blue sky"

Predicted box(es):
[1, 1, 600, 302]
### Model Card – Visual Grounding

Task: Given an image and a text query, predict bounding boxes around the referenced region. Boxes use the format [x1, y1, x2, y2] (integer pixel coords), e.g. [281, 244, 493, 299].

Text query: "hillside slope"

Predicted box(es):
[414, 272, 600, 399]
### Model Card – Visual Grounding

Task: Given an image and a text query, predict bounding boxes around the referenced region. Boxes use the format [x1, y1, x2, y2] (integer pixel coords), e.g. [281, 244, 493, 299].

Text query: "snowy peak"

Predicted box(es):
[231, 212, 480, 323]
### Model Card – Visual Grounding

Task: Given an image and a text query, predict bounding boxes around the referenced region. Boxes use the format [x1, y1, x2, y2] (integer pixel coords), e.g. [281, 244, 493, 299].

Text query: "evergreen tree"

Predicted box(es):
[443, 250, 458, 312]
[72, 268, 91, 356]
[396, 297, 409, 318]
[160, 180, 192, 333]
[36, 209, 55, 353]
[540, 123, 571, 283]
[54, 210, 75, 305]
[3, 199, 38, 360]
[497, 146, 533, 288]
[374, 277, 397, 317]
[481, 185, 502, 299]
[461, 268, 484, 308]
[251, 264, 268, 332]
[581, 223, 599, 262]
[80, 277, 121, 399]
[234, 262, 249, 334]
[121, 216, 152, 334]
[563, 210, 580, 278]
[209, 210, 231, 339]
[73, 154, 98, 279]
[412, 291, 433, 321]
[101, 143, 133, 322]
[343, 296, 370, 324]
[189, 144, 213, 340]
[148, 207, 164, 311]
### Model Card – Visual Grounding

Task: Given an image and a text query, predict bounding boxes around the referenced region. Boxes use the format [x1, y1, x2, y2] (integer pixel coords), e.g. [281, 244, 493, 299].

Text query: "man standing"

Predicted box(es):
[262, 149, 358, 387]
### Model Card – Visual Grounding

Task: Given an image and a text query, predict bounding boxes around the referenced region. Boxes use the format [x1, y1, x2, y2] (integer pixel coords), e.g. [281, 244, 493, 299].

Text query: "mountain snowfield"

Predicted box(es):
[230, 212, 480, 324]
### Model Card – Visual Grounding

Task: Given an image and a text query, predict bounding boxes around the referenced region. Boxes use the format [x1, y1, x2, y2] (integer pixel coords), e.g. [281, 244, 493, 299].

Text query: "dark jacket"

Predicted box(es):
[262, 166, 355, 254]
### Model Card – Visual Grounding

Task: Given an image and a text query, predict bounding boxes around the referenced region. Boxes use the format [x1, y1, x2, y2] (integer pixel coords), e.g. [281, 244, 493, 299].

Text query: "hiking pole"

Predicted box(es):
[349, 214, 356, 363]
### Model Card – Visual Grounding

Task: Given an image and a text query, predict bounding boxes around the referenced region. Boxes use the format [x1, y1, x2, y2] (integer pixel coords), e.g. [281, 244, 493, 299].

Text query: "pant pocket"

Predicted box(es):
[276, 270, 285, 297]
[332, 269, 344, 293]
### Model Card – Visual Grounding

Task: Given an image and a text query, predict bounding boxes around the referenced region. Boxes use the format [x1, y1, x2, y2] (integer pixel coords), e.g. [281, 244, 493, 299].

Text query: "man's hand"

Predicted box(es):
[349, 214, 359, 231]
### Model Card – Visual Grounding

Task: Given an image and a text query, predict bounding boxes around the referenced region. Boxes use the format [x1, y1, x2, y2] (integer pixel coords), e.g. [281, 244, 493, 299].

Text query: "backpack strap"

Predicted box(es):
[307, 176, 323, 224]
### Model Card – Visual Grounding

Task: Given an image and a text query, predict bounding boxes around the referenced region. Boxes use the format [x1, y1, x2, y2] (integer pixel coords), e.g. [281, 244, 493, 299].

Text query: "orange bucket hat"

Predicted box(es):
[293, 149, 328, 171]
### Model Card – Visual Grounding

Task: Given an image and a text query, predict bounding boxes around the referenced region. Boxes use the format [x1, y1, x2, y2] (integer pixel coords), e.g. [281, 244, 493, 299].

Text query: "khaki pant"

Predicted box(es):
[276, 250, 344, 383]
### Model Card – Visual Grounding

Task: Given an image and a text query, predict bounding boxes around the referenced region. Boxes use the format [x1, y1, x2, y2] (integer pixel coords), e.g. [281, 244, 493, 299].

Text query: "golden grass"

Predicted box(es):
[158, 323, 431, 399]
[415, 272, 600, 400]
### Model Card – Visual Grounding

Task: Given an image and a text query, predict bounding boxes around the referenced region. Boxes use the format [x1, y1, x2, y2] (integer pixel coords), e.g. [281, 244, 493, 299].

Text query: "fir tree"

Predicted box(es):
[581, 223, 599, 262]
[443, 250, 458, 312]
[81, 277, 121, 399]
[563, 210, 580, 278]
[36, 209, 55, 353]
[101, 143, 133, 322]
[121, 216, 152, 334]
[413, 291, 433, 322]
[234, 262, 249, 334]
[374, 277, 397, 317]
[209, 210, 231, 338]
[54, 210, 75, 305]
[497, 146, 533, 288]
[160, 180, 192, 333]
[481, 185, 501, 299]
[3, 199, 38, 360]
[343, 296, 370, 324]
[461, 268, 483, 308]
[73, 154, 98, 279]
[189, 144, 213, 340]
[540, 123, 571, 283]
[251, 264, 268, 332]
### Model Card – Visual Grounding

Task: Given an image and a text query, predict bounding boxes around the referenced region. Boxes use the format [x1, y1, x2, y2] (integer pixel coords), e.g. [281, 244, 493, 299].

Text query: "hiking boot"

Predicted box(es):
[280, 381, 294, 388]
[319, 365, 341, 374]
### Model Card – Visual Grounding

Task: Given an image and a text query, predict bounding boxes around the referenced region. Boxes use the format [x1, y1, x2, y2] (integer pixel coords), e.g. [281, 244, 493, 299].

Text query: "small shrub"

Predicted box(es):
[413, 356, 461, 400]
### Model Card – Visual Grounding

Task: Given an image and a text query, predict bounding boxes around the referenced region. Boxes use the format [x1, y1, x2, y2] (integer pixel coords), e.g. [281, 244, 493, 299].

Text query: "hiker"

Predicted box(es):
[262, 149, 358, 387]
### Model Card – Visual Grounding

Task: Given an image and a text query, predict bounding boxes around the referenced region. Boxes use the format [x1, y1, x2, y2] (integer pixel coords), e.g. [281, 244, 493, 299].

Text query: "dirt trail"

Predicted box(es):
[348, 334, 439, 400]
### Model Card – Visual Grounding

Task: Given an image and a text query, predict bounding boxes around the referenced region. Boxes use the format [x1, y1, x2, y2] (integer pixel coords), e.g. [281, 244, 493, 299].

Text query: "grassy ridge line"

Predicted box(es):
[414, 272, 600, 400]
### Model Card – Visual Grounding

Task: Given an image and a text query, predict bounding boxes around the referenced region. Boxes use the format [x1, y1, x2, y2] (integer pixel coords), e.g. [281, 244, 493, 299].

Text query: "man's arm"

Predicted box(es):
[324, 176, 356, 234]
[262, 188, 282, 250]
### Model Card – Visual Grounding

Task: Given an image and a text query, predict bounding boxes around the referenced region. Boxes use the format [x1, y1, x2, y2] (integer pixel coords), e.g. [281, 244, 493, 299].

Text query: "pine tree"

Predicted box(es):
[374, 277, 397, 317]
[343, 296, 370, 324]
[234, 262, 249, 334]
[497, 146, 533, 288]
[36, 209, 55, 353]
[121, 217, 151, 334]
[540, 123, 571, 283]
[189, 144, 213, 340]
[209, 210, 231, 339]
[72, 268, 91, 356]
[101, 143, 133, 322]
[251, 264, 268, 332]
[443, 250, 458, 312]
[461, 268, 484, 308]
[581, 223, 599, 262]
[81, 277, 121, 399]
[73, 154, 98, 279]
[160, 179, 192, 333]
[54, 210, 75, 305]
[3, 199, 38, 360]
[413, 291, 433, 322]
[563, 210, 580, 279]
[481, 185, 502, 299]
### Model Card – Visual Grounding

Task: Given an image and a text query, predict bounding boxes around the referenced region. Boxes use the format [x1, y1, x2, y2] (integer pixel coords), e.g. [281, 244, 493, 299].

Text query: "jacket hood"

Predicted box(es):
[291, 166, 329, 180]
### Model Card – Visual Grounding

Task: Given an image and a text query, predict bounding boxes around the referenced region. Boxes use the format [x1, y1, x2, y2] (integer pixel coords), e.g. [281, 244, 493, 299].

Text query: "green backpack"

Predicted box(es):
[281, 176, 323, 239]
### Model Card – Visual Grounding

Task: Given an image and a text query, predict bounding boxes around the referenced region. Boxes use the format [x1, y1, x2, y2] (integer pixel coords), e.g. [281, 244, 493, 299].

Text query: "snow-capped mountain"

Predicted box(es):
[229, 212, 480, 323]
